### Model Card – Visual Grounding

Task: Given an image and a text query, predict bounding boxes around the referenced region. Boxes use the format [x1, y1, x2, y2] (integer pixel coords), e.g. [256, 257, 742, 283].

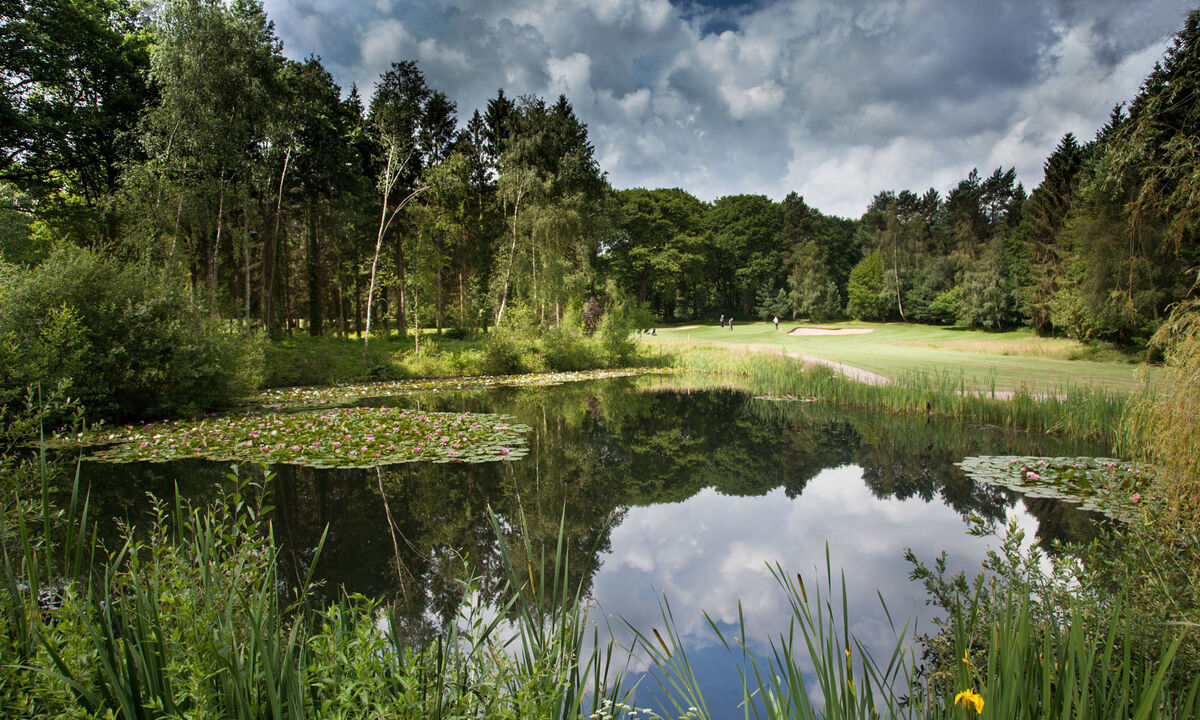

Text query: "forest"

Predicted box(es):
[5, 3, 1200, 718]
[3, 0, 1198, 363]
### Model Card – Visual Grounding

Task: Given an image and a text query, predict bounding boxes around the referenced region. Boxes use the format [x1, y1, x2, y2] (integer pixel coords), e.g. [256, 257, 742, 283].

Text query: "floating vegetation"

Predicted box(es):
[754, 393, 817, 402]
[957, 455, 1153, 520]
[252, 367, 673, 410]
[76, 407, 531, 468]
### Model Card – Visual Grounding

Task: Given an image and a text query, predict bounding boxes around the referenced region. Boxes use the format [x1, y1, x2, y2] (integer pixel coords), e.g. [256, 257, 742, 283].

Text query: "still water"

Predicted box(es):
[77, 375, 1103, 716]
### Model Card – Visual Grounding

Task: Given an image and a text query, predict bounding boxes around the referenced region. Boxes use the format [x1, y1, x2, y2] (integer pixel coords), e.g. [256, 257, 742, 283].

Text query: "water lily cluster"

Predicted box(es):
[957, 455, 1153, 519]
[253, 368, 672, 410]
[77, 407, 531, 468]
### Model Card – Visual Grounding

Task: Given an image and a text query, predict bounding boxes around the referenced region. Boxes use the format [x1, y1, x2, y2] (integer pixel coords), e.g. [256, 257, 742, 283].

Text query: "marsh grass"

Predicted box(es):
[669, 347, 1124, 443]
[640, 533, 1200, 720]
[1, 446, 633, 718]
[4, 446, 1197, 718]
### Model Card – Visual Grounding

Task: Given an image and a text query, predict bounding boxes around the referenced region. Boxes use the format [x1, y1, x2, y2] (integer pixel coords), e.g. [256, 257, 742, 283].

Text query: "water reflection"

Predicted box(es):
[74, 376, 1105, 713]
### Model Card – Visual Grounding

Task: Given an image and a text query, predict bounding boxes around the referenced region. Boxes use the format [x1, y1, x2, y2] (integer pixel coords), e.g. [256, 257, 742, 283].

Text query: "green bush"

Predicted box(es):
[0, 245, 262, 422]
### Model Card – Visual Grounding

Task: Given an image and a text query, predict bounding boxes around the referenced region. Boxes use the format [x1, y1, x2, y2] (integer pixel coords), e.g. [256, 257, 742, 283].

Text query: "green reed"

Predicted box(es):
[640, 538, 1200, 720]
[668, 347, 1125, 445]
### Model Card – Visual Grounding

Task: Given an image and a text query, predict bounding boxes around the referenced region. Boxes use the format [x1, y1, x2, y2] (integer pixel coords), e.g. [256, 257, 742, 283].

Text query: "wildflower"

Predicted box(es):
[962, 649, 970, 666]
[954, 689, 984, 714]
[1132, 493, 1142, 504]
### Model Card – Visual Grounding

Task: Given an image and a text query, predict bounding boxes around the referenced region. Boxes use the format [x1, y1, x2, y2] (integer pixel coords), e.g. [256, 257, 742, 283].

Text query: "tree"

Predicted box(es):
[284, 57, 363, 337]
[787, 240, 841, 320]
[493, 94, 609, 327]
[607, 188, 706, 320]
[846, 251, 887, 320]
[956, 238, 1013, 328]
[1015, 133, 1084, 332]
[363, 60, 447, 353]
[0, 0, 152, 243]
[706, 194, 782, 316]
[135, 0, 284, 306]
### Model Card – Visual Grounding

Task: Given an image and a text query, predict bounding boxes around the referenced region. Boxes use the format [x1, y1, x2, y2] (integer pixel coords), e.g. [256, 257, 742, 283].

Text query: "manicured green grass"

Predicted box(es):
[647, 321, 1148, 394]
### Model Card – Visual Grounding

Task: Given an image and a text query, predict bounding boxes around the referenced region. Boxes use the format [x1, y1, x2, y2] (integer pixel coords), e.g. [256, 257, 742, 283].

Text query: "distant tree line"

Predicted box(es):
[3, 0, 1198, 347]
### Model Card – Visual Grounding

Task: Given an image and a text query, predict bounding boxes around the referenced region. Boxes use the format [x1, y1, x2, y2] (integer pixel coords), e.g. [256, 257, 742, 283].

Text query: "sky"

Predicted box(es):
[262, 0, 1196, 218]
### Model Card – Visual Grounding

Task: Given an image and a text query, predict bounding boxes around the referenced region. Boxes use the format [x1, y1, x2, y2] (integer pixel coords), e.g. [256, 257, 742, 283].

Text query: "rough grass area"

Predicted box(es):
[646, 321, 1149, 394]
[264, 328, 666, 388]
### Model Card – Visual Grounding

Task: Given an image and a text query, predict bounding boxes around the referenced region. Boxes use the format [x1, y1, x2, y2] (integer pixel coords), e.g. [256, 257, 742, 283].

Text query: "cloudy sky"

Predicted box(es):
[262, 0, 1195, 217]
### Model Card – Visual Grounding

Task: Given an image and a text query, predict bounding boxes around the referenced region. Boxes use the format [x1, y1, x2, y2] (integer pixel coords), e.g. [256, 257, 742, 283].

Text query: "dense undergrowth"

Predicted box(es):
[264, 304, 665, 388]
[0, 245, 262, 423]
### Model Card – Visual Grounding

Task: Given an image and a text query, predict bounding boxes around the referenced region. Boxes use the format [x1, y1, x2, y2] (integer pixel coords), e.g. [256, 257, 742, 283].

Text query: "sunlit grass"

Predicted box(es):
[644, 321, 1149, 394]
[663, 346, 1125, 443]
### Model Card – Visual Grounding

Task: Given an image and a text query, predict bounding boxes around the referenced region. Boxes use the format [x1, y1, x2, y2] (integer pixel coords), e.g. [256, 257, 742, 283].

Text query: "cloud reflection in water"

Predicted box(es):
[591, 463, 1040, 714]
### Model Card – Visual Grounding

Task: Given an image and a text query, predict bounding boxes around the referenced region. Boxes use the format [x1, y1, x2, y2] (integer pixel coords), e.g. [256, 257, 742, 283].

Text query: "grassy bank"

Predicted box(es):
[264, 327, 668, 388]
[647, 321, 1147, 394]
[666, 346, 1125, 444]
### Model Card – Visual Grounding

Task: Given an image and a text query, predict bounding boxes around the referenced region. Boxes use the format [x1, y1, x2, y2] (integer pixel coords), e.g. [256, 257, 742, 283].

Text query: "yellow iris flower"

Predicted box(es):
[955, 688, 985, 714]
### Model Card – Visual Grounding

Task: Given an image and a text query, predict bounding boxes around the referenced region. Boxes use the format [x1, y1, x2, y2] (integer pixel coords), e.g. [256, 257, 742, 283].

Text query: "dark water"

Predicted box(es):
[73, 375, 1104, 716]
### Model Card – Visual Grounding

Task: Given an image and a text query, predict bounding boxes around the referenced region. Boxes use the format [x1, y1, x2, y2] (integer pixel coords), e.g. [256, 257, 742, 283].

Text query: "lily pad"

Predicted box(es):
[73, 407, 530, 468]
[957, 455, 1153, 520]
[251, 367, 674, 411]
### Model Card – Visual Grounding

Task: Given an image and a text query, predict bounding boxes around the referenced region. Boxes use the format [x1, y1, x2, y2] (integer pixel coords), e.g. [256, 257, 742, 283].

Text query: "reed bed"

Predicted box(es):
[668, 347, 1125, 445]
[5, 453, 1196, 718]
[1, 453, 632, 719]
[639, 543, 1200, 720]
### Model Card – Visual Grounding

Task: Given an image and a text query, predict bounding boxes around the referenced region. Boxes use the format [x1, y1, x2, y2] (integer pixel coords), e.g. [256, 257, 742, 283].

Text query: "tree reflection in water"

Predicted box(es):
[75, 375, 1106, 645]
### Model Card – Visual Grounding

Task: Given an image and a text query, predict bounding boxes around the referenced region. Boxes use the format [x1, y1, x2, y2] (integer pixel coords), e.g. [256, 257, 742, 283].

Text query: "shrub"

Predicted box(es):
[0, 245, 262, 423]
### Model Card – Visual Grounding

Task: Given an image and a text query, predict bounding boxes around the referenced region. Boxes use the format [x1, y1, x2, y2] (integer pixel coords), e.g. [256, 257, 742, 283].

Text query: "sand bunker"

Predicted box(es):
[787, 327, 875, 336]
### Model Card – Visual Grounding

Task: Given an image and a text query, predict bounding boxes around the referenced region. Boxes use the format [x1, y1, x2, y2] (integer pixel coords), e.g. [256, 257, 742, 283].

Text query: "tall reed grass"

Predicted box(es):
[669, 348, 1125, 444]
[0, 450, 633, 718]
[640, 540, 1200, 719]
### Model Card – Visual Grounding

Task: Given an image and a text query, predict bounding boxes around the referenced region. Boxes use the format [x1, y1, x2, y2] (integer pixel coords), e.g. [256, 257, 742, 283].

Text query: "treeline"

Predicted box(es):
[2, 0, 609, 343]
[2, 1, 1198, 348]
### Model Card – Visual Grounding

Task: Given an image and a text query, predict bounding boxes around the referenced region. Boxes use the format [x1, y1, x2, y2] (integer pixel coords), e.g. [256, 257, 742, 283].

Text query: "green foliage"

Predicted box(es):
[0, 245, 262, 423]
[2, 453, 631, 719]
[0, 0, 152, 243]
[955, 239, 1015, 329]
[786, 240, 842, 320]
[845, 251, 887, 320]
[1122, 296, 1200, 523]
[611, 188, 707, 320]
[907, 520, 1200, 719]
[753, 281, 790, 321]
[926, 285, 962, 325]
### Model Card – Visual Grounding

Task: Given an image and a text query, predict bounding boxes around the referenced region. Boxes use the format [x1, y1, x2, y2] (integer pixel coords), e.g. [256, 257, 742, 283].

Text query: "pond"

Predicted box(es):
[71, 374, 1106, 717]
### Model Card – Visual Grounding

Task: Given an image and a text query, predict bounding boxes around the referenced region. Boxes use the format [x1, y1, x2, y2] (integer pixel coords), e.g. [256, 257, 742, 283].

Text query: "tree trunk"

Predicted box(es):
[307, 203, 323, 336]
[263, 147, 290, 337]
[435, 264, 443, 334]
[394, 237, 407, 338]
[210, 179, 225, 306]
[243, 188, 252, 334]
[495, 189, 522, 326]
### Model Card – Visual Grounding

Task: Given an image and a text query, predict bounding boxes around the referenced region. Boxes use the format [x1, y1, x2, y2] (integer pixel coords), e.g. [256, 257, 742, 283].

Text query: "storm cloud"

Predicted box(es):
[263, 0, 1194, 217]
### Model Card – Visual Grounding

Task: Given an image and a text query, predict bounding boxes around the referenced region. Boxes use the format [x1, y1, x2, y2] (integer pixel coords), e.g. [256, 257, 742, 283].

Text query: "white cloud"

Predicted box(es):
[263, 0, 1194, 217]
